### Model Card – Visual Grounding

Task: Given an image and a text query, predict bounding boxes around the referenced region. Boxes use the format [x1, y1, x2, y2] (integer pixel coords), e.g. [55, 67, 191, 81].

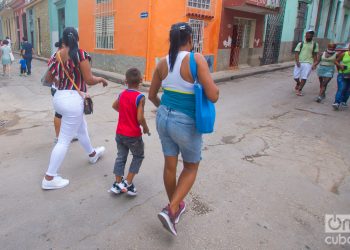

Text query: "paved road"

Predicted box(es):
[0, 58, 349, 250]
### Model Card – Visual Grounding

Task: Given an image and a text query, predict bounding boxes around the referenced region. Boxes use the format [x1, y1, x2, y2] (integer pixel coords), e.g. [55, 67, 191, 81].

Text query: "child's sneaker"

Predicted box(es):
[110, 182, 123, 194]
[117, 179, 127, 193]
[125, 181, 137, 196]
[110, 177, 127, 194]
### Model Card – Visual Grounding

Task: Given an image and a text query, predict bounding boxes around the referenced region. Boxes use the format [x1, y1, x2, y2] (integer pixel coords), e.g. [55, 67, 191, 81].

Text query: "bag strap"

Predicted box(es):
[56, 51, 85, 98]
[189, 52, 198, 82]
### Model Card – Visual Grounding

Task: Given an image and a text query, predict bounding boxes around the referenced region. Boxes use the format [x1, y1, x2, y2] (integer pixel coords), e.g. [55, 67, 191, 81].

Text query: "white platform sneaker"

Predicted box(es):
[42, 176, 69, 190]
[89, 146, 105, 164]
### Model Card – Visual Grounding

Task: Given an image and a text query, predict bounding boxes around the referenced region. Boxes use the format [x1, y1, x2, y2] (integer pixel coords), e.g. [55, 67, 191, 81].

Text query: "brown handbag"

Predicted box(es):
[56, 52, 93, 115]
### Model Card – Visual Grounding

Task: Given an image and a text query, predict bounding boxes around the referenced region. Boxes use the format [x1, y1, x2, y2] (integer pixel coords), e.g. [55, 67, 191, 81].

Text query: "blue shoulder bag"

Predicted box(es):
[189, 52, 216, 134]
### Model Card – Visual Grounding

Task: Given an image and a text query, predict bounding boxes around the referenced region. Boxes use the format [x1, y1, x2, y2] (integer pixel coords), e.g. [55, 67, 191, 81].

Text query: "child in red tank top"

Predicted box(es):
[110, 68, 150, 196]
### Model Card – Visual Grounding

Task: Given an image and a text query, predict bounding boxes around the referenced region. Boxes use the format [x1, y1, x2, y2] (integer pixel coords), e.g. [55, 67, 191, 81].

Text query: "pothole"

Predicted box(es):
[0, 113, 21, 135]
[0, 120, 9, 128]
[190, 192, 212, 215]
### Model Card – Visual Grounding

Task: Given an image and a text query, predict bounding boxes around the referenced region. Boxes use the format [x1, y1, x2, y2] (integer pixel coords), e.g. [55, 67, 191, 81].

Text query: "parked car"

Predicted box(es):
[335, 43, 350, 54]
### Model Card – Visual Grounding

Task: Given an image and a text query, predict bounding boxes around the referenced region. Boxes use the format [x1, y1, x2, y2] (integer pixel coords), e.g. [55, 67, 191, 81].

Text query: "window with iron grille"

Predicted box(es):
[189, 19, 204, 53]
[188, 0, 211, 10]
[95, 15, 114, 49]
[96, 0, 111, 3]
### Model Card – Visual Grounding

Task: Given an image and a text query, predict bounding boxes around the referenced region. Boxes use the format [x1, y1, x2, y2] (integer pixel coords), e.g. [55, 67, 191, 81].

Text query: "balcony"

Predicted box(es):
[224, 0, 280, 15]
[186, 0, 216, 19]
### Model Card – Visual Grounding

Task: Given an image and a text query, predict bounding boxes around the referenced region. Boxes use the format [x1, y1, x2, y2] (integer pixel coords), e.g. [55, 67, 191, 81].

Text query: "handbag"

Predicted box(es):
[9, 52, 14, 62]
[56, 52, 93, 115]
[41, 69, 52, 87]
[189, 52, 216, 134]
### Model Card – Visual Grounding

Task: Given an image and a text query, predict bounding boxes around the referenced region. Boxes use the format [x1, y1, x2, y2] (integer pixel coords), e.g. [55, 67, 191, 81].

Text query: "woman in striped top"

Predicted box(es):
[41, 27, 108, 190]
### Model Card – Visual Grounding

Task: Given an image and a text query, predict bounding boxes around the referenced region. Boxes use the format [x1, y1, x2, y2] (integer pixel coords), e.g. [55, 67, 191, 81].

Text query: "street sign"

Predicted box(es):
[140, 12, 148, 18]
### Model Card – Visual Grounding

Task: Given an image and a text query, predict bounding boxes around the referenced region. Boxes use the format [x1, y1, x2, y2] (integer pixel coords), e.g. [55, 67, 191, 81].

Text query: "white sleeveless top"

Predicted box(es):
[162, 51, 195, 94]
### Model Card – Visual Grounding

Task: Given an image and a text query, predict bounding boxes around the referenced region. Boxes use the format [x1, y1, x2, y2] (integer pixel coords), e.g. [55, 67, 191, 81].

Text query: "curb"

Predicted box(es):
[212, 63, 294, 84]
[23, 51, 294, 86]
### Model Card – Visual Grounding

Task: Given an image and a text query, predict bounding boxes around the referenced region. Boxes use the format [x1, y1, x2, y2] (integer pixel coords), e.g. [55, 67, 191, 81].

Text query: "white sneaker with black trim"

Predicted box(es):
[125, 180, 137, 196]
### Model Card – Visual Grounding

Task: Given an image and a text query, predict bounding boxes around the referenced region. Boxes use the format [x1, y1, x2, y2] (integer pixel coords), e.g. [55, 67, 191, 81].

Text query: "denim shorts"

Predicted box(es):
[156, 105, 202, 163]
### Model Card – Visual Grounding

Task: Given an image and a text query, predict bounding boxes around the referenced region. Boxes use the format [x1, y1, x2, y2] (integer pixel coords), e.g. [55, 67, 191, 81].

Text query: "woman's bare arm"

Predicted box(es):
[335, 52, 345, 69]
[79, 60, 108, 86]
[148, 59, 166, 107]
[195, 53, 219, 103]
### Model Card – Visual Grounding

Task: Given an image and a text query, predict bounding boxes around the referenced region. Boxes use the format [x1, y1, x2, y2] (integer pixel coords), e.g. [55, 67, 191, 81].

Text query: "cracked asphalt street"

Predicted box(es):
[0, 58, 349, 249]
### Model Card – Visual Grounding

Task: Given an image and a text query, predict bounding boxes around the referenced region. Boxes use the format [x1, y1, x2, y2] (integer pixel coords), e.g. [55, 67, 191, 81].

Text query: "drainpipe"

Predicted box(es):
[145, 0, 152, 81]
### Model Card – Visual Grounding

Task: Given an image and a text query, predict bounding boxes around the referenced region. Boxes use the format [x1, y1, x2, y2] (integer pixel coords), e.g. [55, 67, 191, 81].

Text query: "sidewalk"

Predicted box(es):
[25, 52, 294, 85]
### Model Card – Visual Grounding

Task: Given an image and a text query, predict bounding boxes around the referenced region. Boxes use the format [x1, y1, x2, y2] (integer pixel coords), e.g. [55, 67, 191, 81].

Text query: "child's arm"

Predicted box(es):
[112, 97, 119, 112]
[137, 96, 150, 135]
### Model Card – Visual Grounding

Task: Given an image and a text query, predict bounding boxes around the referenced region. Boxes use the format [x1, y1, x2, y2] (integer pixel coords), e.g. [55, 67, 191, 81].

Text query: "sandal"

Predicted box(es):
[296, 91, 304, 96]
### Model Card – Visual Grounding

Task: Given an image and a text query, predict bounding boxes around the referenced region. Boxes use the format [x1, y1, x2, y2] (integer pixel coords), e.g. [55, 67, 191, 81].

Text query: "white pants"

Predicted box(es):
[46, 90, 94, 176]
[293, 63, 312, 80]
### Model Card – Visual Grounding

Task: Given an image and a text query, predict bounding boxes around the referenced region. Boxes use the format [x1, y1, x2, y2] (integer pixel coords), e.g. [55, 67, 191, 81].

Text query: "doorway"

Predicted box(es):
[37, 18, 42, 55]
[229, 18, 255, 68]
[22, 13, 28, 40]
[58, 8, 65, 38]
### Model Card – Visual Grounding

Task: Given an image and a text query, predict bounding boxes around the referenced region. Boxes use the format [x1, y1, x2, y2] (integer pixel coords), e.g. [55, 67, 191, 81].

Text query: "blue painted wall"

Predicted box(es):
[280, 0, 299, 42]
[48, 0, 78, 53]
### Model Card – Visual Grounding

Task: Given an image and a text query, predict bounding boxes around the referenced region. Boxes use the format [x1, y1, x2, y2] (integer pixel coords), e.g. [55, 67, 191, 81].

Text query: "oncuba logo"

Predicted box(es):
[325, 214, 350, 246]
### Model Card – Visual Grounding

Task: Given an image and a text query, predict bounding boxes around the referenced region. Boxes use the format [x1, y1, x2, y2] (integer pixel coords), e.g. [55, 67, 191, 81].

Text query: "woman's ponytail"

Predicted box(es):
[62, 27, 79, 67]
[168, 23, 193, 72]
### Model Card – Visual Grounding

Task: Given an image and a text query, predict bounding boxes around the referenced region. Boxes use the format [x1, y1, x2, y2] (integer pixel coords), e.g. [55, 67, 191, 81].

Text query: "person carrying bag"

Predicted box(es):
[41, 27, 108, 190]
[56, 52, 93, 114]
[148, 22, 219, 236]
[189, 52, 216, 133]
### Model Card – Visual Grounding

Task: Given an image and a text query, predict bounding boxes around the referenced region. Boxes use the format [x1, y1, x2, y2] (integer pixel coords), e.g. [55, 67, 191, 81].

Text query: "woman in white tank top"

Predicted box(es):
[149, 22, 219, 236]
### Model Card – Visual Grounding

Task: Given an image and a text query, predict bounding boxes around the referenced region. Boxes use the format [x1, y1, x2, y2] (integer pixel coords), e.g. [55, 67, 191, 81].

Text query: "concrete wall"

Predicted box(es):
[26, 8, 35, 47]
[278, 41, 294, 62]
[217, 49, 231, 71]
[79, 0, 222, 80]
[247, 47, 263, 66]
[337, 4, 350, 43]
[33, 0, 51, 58]
[280, 0, 298, 42]
[315, 0, 331, 38]
[304, 1, 350, 42]
[0, 9, 16, 47]
[90, 53, 146, 76]
[216, 46, 263, 70]
[341, 7, 350, 42]
[0, 18, 3, 38]
[218, 8, 265, 49]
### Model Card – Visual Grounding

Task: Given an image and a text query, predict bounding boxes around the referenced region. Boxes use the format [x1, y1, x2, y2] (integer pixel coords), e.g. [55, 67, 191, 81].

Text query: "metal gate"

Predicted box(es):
[261, 0, 286, 65]
[229, 21, 243, 68]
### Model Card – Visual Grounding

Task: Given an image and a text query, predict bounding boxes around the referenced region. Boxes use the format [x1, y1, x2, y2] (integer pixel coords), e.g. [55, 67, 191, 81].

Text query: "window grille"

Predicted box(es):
[95, 16, 114, 49]
[94, 0, 115, 49]
[189, 19, 204, 53]
[188, 0, 211, 10]
[96, 0, 111, 4]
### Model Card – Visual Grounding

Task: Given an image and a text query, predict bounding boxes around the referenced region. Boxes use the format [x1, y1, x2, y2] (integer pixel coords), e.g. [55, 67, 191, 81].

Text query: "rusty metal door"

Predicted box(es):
[229, 23, 243, 68]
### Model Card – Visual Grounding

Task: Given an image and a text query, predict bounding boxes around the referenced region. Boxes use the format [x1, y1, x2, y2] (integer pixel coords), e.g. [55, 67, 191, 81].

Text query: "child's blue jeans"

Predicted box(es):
[113, 134, 144, 176]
